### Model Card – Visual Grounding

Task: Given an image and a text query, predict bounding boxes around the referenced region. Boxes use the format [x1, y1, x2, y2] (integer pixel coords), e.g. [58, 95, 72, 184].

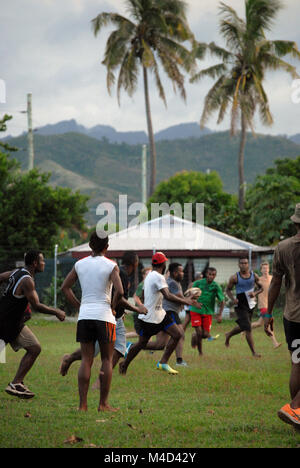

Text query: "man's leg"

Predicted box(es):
[9, 326, 41, 395]
[12, 344, 41, 384]
[160, 324, 183, 365]
[225, 326, 242, 347]
[244, 330, 261, 358]
[78, 342, 94, 411]
[251, 317, 264, 329]
[98, 341, 117, 412]
[290, 360, 300, 407]
[175, 324, 185, 363]
[60, 348, 81, 376]
[144, 331, 169, 351]
[119, 335, 150, 375]
[182, 311, 191, 332]
[194, 326, 203, 356]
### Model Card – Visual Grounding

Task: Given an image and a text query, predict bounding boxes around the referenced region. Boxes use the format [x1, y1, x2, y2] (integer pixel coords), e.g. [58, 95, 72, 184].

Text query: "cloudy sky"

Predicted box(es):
[1, 0, 300, 138]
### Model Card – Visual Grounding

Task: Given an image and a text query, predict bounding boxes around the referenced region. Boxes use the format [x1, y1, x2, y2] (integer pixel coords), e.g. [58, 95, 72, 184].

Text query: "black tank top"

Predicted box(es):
[0, 268, 32, 343]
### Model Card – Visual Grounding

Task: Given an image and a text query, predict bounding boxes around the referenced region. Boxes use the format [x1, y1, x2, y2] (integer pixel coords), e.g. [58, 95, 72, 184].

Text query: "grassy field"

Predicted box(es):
[0, 315, 299, 448]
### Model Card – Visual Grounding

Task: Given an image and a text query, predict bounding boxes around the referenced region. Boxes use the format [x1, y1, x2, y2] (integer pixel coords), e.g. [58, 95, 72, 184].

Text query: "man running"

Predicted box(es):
[60, 251, 147, 385]
[266, 204, 300, 430]
[119, 252, 197, 375]
[250, 261, 281, 349]
[61, 231, 124, 412]
[189, 267, 224, 356]
[131, 263, 188, 367]
[225, 257, 263, 358]
[0, 250, 65, 399]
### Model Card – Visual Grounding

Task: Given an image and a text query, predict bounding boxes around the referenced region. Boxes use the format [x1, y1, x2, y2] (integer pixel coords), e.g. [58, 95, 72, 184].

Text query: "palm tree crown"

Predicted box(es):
[92, 0, 195, 195]
[191, 0, 300, 209]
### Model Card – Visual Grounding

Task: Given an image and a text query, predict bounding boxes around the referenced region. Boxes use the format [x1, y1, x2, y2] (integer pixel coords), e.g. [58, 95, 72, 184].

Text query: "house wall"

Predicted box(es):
[209, 257, 240, 285]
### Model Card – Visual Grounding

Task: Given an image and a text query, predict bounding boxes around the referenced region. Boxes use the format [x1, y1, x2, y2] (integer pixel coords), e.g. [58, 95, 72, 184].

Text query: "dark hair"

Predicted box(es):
[24, 250, 42, 266]
[207, 267, 217, 273]
[121, 251, 138, 267]
[89, 231, 109, 253]
[168, 262, 182, 276]
[239, 256, 249, 262]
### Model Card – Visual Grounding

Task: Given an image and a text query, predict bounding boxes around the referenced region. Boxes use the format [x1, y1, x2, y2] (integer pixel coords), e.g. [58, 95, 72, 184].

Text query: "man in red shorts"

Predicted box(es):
[190, 267, 224, 356]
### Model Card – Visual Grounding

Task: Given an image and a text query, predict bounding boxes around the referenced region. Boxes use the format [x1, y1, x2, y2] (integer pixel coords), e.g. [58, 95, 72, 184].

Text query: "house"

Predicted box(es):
[68, 215, 273, 286]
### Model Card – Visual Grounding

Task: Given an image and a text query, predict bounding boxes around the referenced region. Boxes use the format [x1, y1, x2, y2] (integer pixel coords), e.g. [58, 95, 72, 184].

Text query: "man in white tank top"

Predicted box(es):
[61, 231, 124, 412]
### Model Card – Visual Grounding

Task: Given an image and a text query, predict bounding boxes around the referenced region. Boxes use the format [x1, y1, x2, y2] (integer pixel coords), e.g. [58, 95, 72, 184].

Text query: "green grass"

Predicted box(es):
[0, 316, 299, 448]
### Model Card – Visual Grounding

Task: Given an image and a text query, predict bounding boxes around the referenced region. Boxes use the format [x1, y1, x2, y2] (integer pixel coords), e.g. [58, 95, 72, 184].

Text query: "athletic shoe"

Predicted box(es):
[207, 334, 220, 342]
[175, 360, 188, 367]
[156, 362, 178, 374]
[278, 404, 300, 428]
[124, 342, 133, 359]
[5, 382, 35, 399]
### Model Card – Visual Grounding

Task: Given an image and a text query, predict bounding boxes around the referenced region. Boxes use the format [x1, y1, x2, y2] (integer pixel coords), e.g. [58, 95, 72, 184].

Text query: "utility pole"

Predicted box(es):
[142, 144, 147, 205]
[27, 93, 34, 170]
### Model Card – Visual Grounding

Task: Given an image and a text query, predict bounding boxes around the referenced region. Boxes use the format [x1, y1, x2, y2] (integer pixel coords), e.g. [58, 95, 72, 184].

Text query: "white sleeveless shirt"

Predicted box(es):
[75, 255, 116, 324]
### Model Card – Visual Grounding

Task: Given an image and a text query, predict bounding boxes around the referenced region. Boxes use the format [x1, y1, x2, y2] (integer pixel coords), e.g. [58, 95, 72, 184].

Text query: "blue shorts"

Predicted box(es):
[94, 317, 126, 357]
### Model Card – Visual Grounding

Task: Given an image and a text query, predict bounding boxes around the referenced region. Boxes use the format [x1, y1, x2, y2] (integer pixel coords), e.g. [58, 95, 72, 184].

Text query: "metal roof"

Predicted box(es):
[69, 215, 271, 254]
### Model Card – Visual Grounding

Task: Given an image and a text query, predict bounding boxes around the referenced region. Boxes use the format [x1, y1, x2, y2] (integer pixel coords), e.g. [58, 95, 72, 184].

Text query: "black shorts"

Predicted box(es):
[137, 314, 176, 339]
[133, 312, 142, 335]
[166, 310, 181, 325]
[235, 306, 254, 332]
[283, 317, 300, 352]
[76, 320, 116, 344]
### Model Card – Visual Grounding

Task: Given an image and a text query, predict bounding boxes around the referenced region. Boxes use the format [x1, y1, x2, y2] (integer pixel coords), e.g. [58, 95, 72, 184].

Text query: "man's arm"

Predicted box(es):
[0, 270, 13, 284]
[160, 287, 197, 307]
[110, 266, 124, 314]
[61, 267, 81, 310]
[249, 274, 264, 298]
[22, 277, 65, 321]
[264, 275, 283, 336]
[216, 300, 225, 323]
[226, 275, 238, 305]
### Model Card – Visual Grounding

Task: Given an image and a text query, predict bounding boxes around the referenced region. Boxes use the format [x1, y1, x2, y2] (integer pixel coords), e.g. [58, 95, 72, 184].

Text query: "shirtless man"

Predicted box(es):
[251, 262, 281, 349]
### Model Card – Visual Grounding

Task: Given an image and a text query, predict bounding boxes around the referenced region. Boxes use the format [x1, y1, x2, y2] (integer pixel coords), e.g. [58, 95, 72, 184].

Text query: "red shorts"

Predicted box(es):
[190, 312, 212, 332]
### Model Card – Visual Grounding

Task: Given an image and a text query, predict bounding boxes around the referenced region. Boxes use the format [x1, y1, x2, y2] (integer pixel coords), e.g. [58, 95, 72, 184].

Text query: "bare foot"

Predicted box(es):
[225, 333, 230, 348]
[77, 406, 88, 412]
[60, 354, 72, 376]
[274, 343, 282, 349]
[119, 361, 127, 375]
[252, 353, 261, 358]
[98, 404, 119, 412]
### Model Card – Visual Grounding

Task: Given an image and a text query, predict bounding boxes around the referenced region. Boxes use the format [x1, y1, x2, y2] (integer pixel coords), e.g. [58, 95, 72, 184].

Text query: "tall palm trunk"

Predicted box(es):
[143, 66, 157, 197]
[238, 112, 247, 210]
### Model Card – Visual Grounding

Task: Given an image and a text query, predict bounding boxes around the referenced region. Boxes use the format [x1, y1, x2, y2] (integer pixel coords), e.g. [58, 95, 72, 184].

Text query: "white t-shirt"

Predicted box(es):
[75, 255, 116, 324]
[139, 270, 168, 324]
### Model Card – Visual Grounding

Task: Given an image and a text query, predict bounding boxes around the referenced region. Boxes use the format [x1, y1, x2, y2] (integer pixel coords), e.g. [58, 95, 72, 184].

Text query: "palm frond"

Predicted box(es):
[92, 12, 135, 36]
[200, 75, 227, 128]
[190, 63, 228, 84]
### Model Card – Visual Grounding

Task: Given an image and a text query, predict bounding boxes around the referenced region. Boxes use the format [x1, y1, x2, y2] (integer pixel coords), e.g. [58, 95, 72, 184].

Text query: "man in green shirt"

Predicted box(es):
[190, 267, 225, 355]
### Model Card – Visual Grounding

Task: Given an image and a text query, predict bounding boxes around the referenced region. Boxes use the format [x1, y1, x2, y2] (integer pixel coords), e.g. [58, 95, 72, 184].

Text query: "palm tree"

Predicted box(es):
[191, 0, 300, 210]
[92, 0, 195, 196]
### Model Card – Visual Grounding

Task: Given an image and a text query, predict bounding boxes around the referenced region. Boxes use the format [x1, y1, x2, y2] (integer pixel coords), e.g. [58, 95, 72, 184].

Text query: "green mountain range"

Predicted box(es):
[4, 130, 300, 225]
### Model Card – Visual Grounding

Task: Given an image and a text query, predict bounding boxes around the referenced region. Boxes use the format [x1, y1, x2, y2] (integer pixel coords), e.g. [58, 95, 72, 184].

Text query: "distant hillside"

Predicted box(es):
[4, 131, 300, 224]
[4, 120, 213, 145]
[290, 133, 300, 145]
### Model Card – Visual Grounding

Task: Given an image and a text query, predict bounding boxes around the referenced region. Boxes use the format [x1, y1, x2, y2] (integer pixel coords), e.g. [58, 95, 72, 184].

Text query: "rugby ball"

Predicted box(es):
[184, 287, 202, 298]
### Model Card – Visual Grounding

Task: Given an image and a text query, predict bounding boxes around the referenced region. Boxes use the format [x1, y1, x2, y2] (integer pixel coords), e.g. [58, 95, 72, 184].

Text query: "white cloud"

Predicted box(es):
[0, 0, 300, 138]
